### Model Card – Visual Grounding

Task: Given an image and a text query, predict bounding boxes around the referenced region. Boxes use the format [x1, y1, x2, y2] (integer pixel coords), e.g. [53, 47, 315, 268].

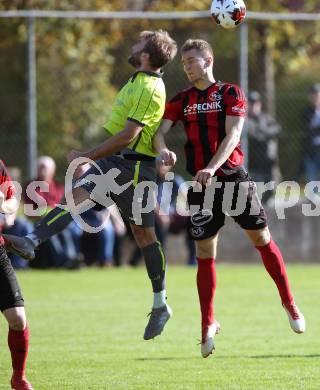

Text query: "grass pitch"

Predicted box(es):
[0, 265, 319, 390]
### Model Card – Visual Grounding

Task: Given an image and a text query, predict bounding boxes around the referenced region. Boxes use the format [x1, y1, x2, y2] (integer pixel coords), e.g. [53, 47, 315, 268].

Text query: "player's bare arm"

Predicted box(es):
[153, 119, 177, 166]
[0, 192, 18, 214]
[0, 197, 18, 214]
[194, 115, 245, 186]
[67, 120, 144, 163]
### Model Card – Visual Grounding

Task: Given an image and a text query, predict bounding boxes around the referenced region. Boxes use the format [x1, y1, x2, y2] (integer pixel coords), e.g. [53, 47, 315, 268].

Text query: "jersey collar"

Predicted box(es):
[192, 81, 217, 93]
[131, 70, 163, 81]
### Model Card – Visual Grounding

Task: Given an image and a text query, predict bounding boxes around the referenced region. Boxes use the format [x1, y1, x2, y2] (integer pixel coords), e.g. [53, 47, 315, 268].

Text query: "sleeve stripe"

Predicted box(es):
[127, 117, 145, 126]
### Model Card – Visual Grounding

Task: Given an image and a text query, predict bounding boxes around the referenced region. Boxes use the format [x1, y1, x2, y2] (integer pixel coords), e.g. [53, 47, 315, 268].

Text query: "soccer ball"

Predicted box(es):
[211, 0, 246, 29]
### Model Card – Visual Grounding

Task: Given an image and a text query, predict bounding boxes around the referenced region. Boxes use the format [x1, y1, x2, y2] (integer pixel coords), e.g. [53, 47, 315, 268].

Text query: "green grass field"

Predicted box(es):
[0, 265, 319, 390]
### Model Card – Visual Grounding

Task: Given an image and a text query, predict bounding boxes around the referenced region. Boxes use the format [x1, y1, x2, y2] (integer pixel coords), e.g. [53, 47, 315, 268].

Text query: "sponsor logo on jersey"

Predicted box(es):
[209, 92, 223, 102]
[191, 210, 213, 226]
[184, 101, 222, 115]
[190, 226, 205, 238]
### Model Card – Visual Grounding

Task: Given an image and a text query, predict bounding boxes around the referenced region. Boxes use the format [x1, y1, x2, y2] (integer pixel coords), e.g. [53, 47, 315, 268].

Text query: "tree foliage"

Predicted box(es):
[0, 0, 319, 179]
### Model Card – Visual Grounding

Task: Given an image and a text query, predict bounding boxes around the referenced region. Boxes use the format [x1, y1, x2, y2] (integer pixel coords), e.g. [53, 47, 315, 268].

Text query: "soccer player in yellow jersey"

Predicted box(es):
[4, 30, 177, 340]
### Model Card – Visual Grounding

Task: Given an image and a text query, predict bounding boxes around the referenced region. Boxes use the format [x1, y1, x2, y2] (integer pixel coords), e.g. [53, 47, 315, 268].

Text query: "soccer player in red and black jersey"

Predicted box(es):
[0, 160, 33, 390]
[154, 39, 305, 358]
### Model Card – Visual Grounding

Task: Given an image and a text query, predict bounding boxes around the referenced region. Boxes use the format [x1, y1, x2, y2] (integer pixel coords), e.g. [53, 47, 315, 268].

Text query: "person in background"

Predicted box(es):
[23, 156, 80, 269]
[301, 83, 320, 183]
[247, 91, 282, 204]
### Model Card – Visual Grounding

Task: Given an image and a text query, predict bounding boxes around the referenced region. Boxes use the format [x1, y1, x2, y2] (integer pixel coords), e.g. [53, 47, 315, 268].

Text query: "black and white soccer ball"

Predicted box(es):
[211, 0, 246, 29]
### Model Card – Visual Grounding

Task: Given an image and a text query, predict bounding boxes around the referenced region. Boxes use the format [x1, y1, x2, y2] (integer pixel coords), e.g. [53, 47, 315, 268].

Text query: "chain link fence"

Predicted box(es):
[1, 12, 320, 262]
[1, 12, 319, 184]
[1, 11, 320, 262]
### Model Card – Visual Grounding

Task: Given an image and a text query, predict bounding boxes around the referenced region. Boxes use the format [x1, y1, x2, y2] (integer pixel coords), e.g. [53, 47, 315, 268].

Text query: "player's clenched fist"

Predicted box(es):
[193, 168, 215, 187]
[159, 148, 177, 167]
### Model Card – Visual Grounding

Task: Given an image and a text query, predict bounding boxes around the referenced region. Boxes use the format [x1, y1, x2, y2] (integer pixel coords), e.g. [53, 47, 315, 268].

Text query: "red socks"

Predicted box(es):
[196, 240, 292, 332]
[197, 258, 216, 328]
[256, 239, 293, 305]
[8, 325, 29, 380]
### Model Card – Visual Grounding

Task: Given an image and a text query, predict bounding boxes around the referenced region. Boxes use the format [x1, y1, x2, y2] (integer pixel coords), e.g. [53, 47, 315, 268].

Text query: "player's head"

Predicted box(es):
[181, 39, 214, 83]
[248, 91, 262, 115]
[128, 30, 177, 70]
[37, 156, 56, 181]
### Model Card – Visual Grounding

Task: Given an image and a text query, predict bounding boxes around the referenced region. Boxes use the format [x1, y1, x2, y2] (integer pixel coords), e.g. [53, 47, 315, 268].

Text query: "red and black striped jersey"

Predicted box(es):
[0, 160, 15, 200]
[163, 81, 246, 176]
[0, 160, 15, 245]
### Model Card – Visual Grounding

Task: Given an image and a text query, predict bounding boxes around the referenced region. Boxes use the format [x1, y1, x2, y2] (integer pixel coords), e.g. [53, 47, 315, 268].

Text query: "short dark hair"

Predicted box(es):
[181, 39, 214, 60]
[140, 30, 177, 69]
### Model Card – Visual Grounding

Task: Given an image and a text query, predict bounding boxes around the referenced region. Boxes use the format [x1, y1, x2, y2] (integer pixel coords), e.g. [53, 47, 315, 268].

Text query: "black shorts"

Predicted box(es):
[187, 167, 267, 240]
[77, 155, 157, 227]
[0, 245, 24, 312]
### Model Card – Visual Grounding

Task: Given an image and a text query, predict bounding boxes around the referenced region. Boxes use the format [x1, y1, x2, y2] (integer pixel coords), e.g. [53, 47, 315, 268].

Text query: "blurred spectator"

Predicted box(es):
[301, 83, 320, 183]
[109, 204, 127, 267]
[247, 91, 282, 203]
[24, 156, 80, 269]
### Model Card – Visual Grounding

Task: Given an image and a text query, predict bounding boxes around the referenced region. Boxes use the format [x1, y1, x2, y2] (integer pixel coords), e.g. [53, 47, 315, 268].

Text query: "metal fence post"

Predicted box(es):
[27, 16, 37, 179]
[239, 22, 249, 168]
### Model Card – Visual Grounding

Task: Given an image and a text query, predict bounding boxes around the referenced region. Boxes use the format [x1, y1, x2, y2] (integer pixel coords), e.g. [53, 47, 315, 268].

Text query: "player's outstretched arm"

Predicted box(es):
[68, 120, 144, 163]
[153, 119, 176, 166]
[194, 116, 244, 186]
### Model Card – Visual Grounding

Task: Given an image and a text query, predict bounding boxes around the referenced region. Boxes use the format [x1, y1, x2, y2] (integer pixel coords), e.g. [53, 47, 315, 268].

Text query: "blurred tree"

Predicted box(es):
[0, 0, 319, 180]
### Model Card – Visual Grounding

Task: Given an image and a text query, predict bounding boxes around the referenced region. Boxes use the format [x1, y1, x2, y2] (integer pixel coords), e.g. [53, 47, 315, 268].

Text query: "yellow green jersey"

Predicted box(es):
[104, 70, 166, 157]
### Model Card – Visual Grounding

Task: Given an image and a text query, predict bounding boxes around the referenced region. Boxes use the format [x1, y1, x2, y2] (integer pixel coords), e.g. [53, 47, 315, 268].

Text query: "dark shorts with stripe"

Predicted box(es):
[78, 155, 157, 227]
[0, 245, 24, 312]
[187, 167, 267, 240]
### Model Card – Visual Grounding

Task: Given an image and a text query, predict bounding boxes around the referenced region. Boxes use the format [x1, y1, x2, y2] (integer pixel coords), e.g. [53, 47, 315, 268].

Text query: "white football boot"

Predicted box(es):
[201, 320, 221, 358]
[283, 302, 306, 334]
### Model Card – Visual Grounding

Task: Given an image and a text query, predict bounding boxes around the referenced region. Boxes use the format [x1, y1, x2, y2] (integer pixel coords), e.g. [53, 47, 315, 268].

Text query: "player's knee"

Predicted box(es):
[249, 227, 271, 247]
[196, 237, 217, 258]
[131, 226, 156, 247]
[8, 314, 27, 331]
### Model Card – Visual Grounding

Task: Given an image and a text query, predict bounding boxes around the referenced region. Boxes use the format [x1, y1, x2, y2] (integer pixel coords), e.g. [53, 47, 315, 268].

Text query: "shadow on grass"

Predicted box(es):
[249, 354, 320, 359]
[135, 354, 320, 361]
[135, 357, 197, 361]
